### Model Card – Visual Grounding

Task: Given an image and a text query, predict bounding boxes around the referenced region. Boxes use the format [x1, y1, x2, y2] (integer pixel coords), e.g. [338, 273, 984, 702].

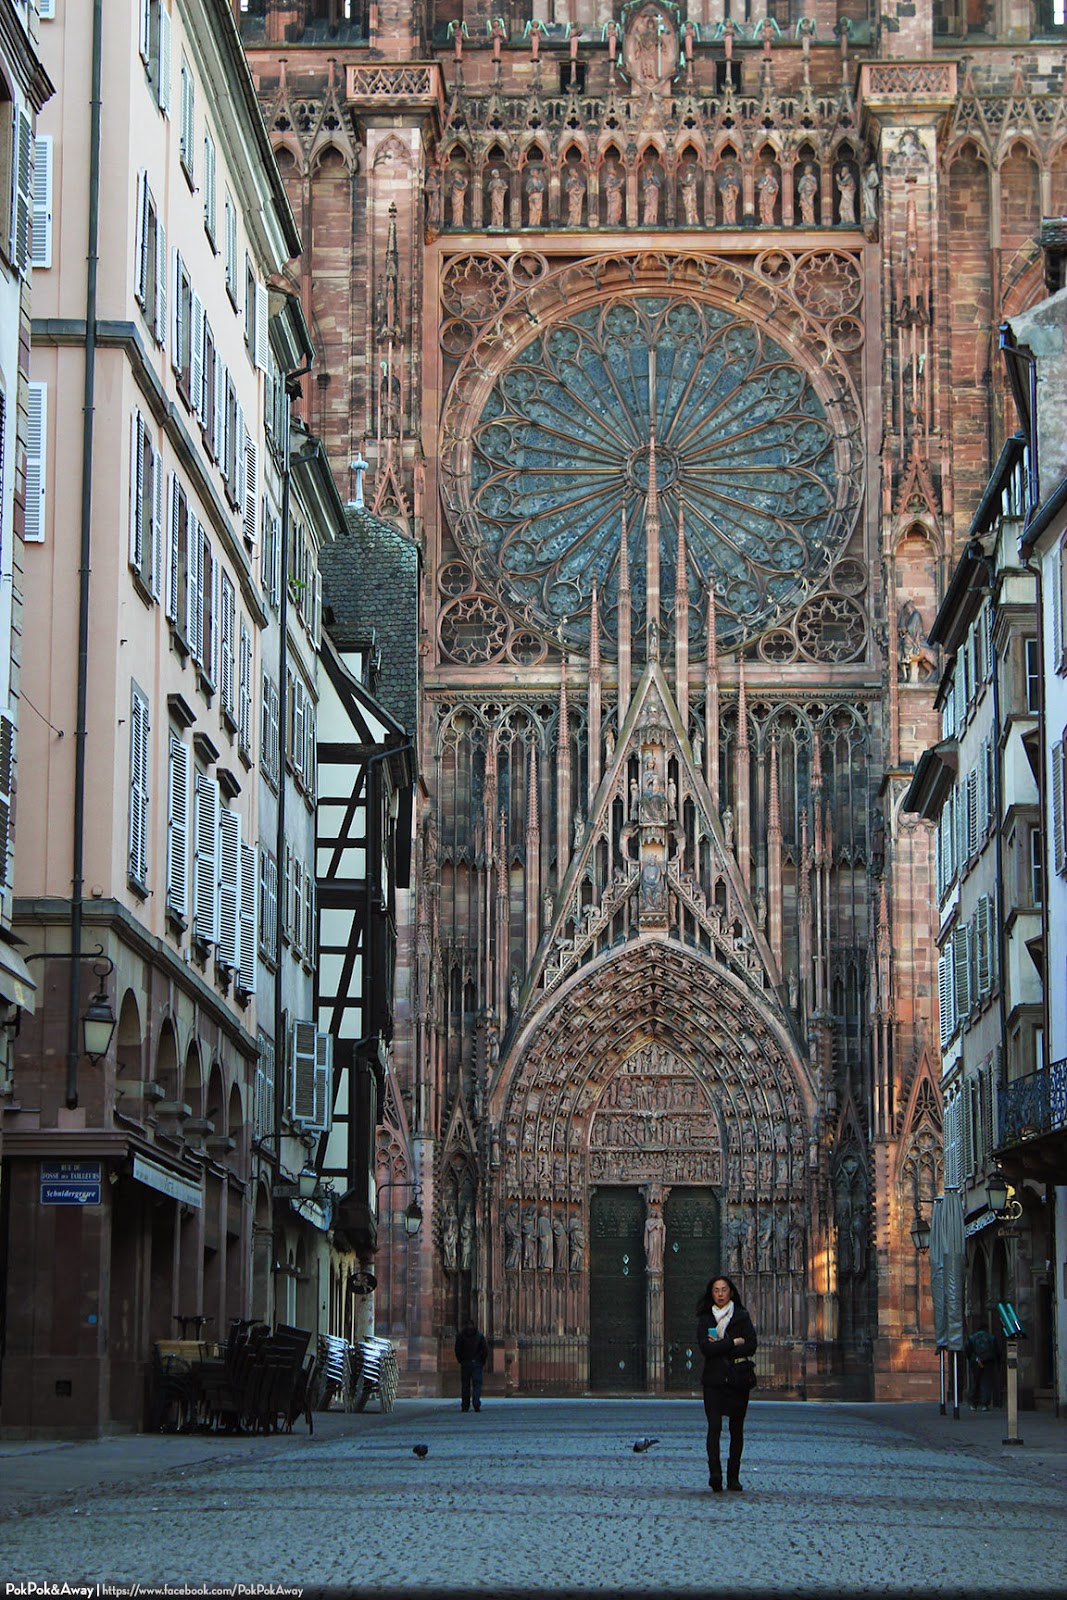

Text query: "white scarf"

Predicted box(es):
[712, 1301, 734, 1335]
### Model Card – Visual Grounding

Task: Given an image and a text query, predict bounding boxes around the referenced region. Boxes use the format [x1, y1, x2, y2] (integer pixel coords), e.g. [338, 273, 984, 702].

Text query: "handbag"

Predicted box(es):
[733, 1357, 758, 1392]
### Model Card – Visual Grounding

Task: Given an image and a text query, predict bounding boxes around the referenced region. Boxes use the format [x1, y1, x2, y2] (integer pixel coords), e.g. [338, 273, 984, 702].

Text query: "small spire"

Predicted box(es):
[707, 584, 718, 664]
[619, 508, 630, 589]
[768, 738, 780, 833]
[528, 744, 539, 828]
[590, 583, 601, 672]
[737, 655, 749, 749]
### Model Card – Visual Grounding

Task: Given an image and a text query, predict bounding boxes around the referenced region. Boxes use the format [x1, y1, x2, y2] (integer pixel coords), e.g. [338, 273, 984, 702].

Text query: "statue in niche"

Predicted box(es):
[757, 167, 779, 226]
[443, 1204, 459, 1272]
[460, 1205, 474, 1270]
[758, 1209, 774, 1265]
[565, 167, 586, 226]
[644, 1198, 666, 1272]
[573, 812, 585, 849]
[899, 600, 936, 682]
[796, 163, 818, 225]
[525, 165, 545, 227]
[718, 165, 740, 224]
[862, 163, 880, 225]
[522, 1204, 537, 1268]
[604, 725, 616, 763]
[630, 777, 640, 813]
[603, 163, 625, 225]
[553, 1213, 568, 1270]
[504, 1200, 520, 1269]
[509, 970, 521, 1012]
[488, 168, 508, 229]
[448, 169, 468, 227]
[680, 164, 700, 226]
[641, 166, 662, 226]
[722, 808, 734, 850]
[537, 1208, 553, 1269]
[625, 6, 679, 93]
[790, 1204, 806, 1274]
[788, 971, 799, 1011]
[836, 164, 857, 226]
[425, 167, 442, 229]
[837, 1198, 853, 1274]
[692, 728, 702, 767]
[643, 753, 659, 795]
[755, 888, 767, 930]
[667, 775, 677, 813]
[741, 1212, 756, 1273]
[568, 1212, 585, 1272]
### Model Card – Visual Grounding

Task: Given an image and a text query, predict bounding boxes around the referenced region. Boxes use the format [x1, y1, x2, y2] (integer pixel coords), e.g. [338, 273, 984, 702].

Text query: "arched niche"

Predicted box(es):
[115, 990, 142, 1083]
[893, 524, 941, 685]
[156, 1019, 179, 1103]
[184, 1040, 204, 1122]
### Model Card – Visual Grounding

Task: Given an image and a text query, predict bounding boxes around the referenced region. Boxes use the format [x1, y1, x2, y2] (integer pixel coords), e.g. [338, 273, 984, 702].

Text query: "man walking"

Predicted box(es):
[455, 1321, 488, 1412]
[965, 1324, 999, 1410]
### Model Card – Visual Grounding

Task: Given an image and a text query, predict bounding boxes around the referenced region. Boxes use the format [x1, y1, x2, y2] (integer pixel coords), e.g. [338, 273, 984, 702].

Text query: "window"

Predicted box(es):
[24, 382, 46, 543]
[192, 770, 219, 945]
[262, 508, 281, 611]
[1031, 826, 1044, 907]
[223, 376, 240, 505]
[217, 806, 241, 969]
[166, 731, 190, 917]
[254, 1032, 274, 1138]
[179, 55, 194, 182]
[134, 170, 166, 345]
[238, 839, 257, 994]
[238, 621, 253, 760]
[219, 570, 236, 723]
[203, 128, 217, 246]
[166, 472, 192, 641]
[172, 250, 192, 396]
[195, 525, 218, 687]
[30, 135, 51, 269]
[1025, 637, 1040, 713]
[129, 411, 162, 600]
[8, 106, 31, 275]
[244, 256, 256, 355]
[242, 435, 258, 546]
[138, 0, 171, 113]
[258, 846, 278, 964]
[289, 1021, 332, 1133]
[260, 671, 279, 788]
[1053, 741, 1066, 876]
[202, 321, 217, 454]
[129, 686, 151, 890]
[224, 192, 238, 307]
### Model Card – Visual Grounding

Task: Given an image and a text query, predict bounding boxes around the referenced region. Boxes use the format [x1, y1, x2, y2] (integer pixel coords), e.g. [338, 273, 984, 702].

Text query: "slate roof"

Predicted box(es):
[318, 505, 421, 746]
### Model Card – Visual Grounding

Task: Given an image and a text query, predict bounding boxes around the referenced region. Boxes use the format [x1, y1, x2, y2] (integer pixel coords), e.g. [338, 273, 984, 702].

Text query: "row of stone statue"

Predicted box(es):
[435, 158, 869, 230]
[504, 1202, 586, 1272]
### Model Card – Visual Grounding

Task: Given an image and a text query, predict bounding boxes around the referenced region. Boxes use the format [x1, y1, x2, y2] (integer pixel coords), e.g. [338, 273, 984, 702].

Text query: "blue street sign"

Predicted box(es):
[40, 1161, 102, 1206]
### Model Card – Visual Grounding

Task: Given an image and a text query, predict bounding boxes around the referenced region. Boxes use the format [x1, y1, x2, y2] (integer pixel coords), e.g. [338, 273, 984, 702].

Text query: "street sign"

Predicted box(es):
[40, 1161, 102, 1206]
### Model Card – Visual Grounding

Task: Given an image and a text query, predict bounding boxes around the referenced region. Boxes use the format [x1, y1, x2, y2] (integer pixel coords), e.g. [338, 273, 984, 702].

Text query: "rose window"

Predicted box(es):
[455, 295, 860, 656]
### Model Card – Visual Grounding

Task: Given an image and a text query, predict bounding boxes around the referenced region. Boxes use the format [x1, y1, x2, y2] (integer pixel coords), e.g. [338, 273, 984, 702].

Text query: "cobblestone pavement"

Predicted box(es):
[0, 1399, 1065, 1597]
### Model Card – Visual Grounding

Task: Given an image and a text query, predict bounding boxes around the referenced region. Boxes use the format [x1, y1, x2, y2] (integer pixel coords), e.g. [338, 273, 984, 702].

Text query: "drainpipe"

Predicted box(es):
[68, 0, 104, 1109]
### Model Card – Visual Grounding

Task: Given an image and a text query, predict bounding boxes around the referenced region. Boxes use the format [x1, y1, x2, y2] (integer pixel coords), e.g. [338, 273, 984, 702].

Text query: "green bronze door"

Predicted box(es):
[589, 1188, 647, 1391]
[664, 1187, 721, 1391]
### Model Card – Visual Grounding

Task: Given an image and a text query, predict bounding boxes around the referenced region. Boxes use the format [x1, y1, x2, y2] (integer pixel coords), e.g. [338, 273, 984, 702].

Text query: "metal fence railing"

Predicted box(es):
[514, 1336, 798, 1396]
[999, 1058, 1067, 1146]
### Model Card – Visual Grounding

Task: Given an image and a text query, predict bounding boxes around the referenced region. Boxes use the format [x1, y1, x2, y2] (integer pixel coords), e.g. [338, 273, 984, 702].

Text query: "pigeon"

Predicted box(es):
[412, 1445, 429, 1458]
[632, 1437, 660, 1454]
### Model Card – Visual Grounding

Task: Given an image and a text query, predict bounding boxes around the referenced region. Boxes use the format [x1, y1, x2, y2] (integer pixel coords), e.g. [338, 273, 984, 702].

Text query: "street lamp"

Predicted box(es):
[911, 1210, 931, 1254]
[985, 1172, 1023, 1220]
[82, 964, 117, 1064]
[377, 1178, 423, 1237]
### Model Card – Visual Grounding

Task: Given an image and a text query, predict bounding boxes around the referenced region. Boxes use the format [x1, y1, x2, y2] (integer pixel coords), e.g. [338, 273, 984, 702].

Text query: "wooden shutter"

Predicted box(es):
[313, 1030, 333, 1132]
[192, 771, 219, 944]
[220, 571, 235, 717]
[213, 359, 225, 464]
[0, 714, 14, 891]
[1053, 742, 1065, 876]
[31, 135, 52, 269]
[290, 1020, 319, 1124]
[191, 292, 204, 423]
[138, 0, 151, 59]
[155, 215, 166, 344]
[217, 806, 241, 969]
[128, 689, 150, 886]
[157, 1, 172, 114]
[238, 622, 252, 756]
[24, 382, 46, 543]
[966, 768, 978, 860]
[203, 130, 216, 242]
[255, 281, 269, 370]
[243, 437, 257, 545]
[166, 732, 189, 916]
[134, 169, 149, 305]
[238, 840, 257, 994]
[938, 951, 952, 1047]
[953, 923, 971, 1020]
[129, 412, 145, 574]
[11, 108, 31, 275]
[150, 444, 163, 600]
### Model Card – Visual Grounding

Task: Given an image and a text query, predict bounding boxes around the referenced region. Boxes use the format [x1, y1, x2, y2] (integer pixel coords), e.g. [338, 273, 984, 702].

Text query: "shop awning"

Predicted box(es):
[132, 1153, 203, 1209]
[0, 939, 36, 1012]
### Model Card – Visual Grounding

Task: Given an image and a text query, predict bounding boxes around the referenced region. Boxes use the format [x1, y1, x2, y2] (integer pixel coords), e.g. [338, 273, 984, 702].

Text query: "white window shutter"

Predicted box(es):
[217, 807, 241, 969]
[313, 1030, 333, 1132]
[203, 130, 216, 242]
[134, 169, 148, 304]
[171, 247, 183, 372]
[220, 572, 235, 717]
[11, 108, 32, 275]
[255, 281, 269, 370]
[128, 689, 150, 886]
[155, 217, 167, 345]
[191, 292, 204, 423]
[166, 471, 180, 623]
[192, 771, 219, 944]
[166, 732, 190, 916]
[209, 552, 220, 687]
[138, 0, 151, 60]
[1054, 742, 1066, 877]
[213, 360, 225, 463]
[191, 522, 205, 666]
[158, 2, 172, 115]
[239, 622, 252, 755]
[937, 952, 951, 1047]
[24, 382, 46, 543]
[39, 0, 55, 16]
[31, 136, 52, 269]
[129, 411, 144, 573]
[243, 438, 257, 545]
[290, 1020, 319, 1125]
[150, 445, 163, 600]
[238, 840, 257, 994]
[0, 715, 13, 893]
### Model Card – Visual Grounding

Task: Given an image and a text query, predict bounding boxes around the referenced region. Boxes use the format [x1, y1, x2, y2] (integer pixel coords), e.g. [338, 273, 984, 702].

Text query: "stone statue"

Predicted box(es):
[522, 1204, 536, 1268]
[604, 725, 616, 763]
[537, 1207, 553, 1269]
[680, 164, 700, 226]
[899, 600, 935, 682]
[862, 163, 880, 224]
[460, 1205, 474, 1270]
[488, 168, 508, 229]
[718, 165, 740, 225]
[630, 777, 639, 813]
[449, 169, 468, 228]
[692, 728, 702, 766]
[553, 1214, 568, 1270]
[789, 1205, 806, 1274]
[504, 1201, 520, 1270]
[425, 167, 442, 229]
[509, 969, 521, 1012]
[641, 166, 662, 226]
[603, 163, 624, 226]
[797, 163, 818, 226]
[851, 1207, 868, 1276]
[757, 167, 779, 225]
[788, 970, 799, 1010]
[565, 168, 586, 226]
[667, 776, 677, 812]
[644, 1201, 666, 1272]
[443, 1204, 459, 1272]
[568, 1212, 585, 1272]
[525, 165, 545, 227]
[755, 888, 767, 930]
[722, 807, 734, 850]
[837, 164, 857, 226]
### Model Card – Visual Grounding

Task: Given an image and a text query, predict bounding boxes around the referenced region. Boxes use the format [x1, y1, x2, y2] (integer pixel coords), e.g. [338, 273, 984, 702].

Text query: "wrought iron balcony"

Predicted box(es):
[997, 1059, 1067, 1178]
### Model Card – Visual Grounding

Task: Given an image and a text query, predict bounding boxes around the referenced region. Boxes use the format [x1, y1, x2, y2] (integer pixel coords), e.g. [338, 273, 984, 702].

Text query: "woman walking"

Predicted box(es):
[697, 1275, 757, 1492]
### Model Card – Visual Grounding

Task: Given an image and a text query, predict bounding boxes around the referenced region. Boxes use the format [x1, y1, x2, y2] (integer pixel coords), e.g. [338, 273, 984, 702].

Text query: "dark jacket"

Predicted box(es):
[697, 1306, 757, 1390]
[454, 1326, 488, 1366]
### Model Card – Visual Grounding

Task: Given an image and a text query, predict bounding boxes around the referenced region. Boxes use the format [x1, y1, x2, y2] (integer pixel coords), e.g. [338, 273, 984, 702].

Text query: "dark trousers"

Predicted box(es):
[969, 1361, 995, 1407]
[703, 1385, 749, 1483]
[460, 1361, 483, 1410]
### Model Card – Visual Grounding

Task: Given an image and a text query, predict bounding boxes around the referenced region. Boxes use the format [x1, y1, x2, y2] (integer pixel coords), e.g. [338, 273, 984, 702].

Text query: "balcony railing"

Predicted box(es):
[998, 1058, 1067, 1146]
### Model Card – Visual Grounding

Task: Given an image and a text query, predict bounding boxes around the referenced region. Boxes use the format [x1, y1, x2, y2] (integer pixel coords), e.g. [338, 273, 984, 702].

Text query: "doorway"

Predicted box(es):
[664, 1187, 720, 1390]
[589, 1188, 646, 1390]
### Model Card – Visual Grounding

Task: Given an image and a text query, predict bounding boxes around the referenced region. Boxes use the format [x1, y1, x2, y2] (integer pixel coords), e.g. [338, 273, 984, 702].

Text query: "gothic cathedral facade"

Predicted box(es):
[241, 0, 1065, 1397]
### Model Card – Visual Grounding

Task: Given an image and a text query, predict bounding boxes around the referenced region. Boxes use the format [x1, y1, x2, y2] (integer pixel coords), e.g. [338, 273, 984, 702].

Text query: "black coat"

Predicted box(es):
[455, 1327, 488, 1366]
[697, 1306, 757, 1391]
